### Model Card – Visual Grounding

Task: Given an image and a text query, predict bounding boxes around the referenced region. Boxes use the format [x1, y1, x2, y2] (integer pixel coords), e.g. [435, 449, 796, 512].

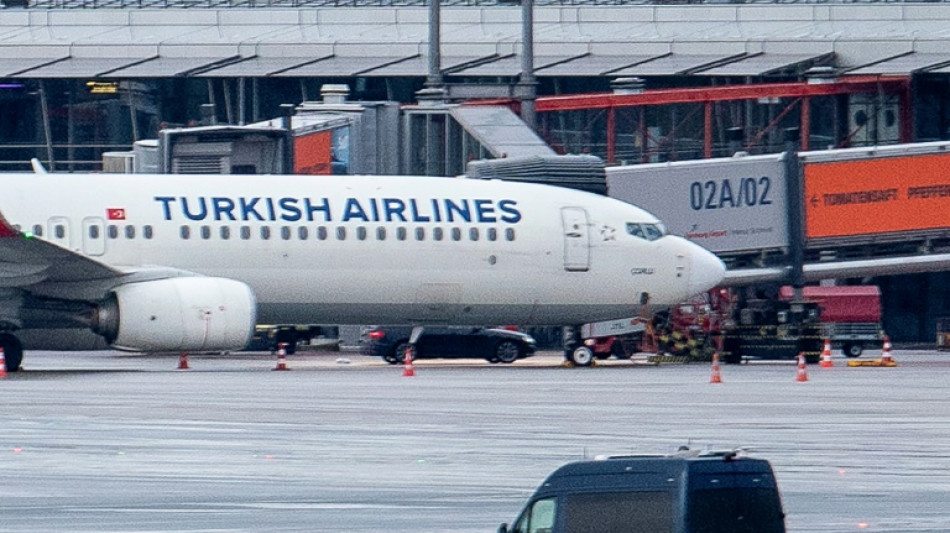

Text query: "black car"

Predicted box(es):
[360, 325, 536, 364]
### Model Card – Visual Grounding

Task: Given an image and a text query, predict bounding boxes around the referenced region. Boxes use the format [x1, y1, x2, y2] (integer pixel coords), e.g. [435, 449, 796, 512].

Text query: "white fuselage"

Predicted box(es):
[0, 173, 724, 327]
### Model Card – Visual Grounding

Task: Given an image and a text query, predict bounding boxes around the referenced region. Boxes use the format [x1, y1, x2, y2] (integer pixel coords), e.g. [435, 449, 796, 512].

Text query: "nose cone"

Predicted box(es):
[688, 244, 726, 295]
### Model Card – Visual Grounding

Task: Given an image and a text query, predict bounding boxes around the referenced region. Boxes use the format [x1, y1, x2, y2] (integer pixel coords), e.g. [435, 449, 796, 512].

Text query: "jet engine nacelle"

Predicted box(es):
[93, 277, 256, 352]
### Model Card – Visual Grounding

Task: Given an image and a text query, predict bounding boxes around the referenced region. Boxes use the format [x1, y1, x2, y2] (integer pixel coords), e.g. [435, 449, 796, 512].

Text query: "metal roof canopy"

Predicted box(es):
[102, 56, 244, 78]
[450, 105, 554, 159]
[449, 53, 582, 77]
[362, 54, 503, 77]
[0, 57, 68, 77]
[195, 55, 334, 77]
[13, 56, 157, 78]
[272, 55, 419, 77]
[694, 52, 836, 77]
[611, 53, 750, 77]
[848, 52, 950, 75]
[2, 5, 950, 79]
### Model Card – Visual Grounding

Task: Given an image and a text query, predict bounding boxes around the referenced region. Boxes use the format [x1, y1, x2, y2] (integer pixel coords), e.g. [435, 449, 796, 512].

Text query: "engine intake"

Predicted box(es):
[93, 277, 256, 352]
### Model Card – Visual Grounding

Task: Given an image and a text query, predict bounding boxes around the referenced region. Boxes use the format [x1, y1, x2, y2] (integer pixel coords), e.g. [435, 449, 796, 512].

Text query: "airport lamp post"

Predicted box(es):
[518, 0, 538, 131]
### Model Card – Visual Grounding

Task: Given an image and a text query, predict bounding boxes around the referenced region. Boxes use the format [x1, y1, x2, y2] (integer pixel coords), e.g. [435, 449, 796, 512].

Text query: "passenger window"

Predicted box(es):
[433, 227, 444, 241]
[469, 228, 479, 241]
[108, 225, 119, 239]
[336, 226, 346, 240]
[505, 228, 516, 241]
[125, 225, 135, 239]
[89, 225, 100, 239]
[144, 225, 153, 239]
[397, 227, 407, 241]
[32, 224, 42, 237]
[240, 226, 251, 240]
[451, 227, 462, 241]
[55, 225, 65, 239]
[357, 227, 367, 241]
[376, 227, 386, 240]
[488, 228, 498, 241]
[317, 226, 328, 240]
[220, 226, 231, 240]
[298, 226, 309, 240]
[200, 225, 211, 240]
[415, 227, 425, 241]
[180, 226, 190, 240]
[261, 226, 271, 240]
[281, 226, 292, 240]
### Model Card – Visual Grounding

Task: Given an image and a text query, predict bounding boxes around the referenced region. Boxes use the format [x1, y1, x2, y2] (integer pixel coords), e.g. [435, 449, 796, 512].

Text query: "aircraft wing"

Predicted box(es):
[722, 253, 950, 287]
[0, 210, 122, 287]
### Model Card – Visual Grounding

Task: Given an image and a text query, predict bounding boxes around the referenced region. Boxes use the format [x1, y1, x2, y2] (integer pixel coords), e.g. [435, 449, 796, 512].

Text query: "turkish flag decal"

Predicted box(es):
[107, 208, 126, 220]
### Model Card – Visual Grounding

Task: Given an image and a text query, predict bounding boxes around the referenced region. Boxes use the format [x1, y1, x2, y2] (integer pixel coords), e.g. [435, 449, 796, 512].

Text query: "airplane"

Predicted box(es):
[0, 171, 727, 371]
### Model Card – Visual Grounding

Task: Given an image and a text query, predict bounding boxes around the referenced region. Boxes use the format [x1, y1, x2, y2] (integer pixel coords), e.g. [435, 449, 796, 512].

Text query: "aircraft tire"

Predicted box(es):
[0, 333, 23, 372]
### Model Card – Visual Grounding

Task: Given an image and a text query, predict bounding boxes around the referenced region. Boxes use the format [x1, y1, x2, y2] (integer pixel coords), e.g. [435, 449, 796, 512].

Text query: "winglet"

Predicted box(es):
[30, 158, 48, 174]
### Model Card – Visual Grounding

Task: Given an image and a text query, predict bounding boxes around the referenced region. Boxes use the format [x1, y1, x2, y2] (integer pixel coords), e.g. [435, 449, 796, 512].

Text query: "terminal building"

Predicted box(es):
[2, 0, 950, 342]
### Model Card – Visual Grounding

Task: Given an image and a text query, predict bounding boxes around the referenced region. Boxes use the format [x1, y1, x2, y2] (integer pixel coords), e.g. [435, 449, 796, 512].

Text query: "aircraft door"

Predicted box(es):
[82, 217, 106, 256]
[47, 216, 71, 249]
[561, 207, 590, 272]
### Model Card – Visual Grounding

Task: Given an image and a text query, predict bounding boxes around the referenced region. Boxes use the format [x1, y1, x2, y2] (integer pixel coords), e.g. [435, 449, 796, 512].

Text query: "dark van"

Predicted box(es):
[500, 450, 785, 533]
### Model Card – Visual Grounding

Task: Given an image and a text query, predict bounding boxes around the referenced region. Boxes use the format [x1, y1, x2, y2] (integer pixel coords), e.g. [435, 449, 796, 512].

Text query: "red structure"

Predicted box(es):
[530, 76, 912, 164]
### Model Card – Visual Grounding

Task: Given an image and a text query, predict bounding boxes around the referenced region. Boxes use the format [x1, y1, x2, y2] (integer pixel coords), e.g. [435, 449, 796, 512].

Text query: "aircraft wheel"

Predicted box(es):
[494, 341, 520, 364]
[0, 333, 23, 372]
[569, 346, 595, 367]
[274, 331, 298, 355]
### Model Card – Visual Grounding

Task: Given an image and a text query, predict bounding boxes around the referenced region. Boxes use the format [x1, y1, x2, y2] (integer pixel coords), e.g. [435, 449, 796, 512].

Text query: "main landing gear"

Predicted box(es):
[0, 333, 23, 372]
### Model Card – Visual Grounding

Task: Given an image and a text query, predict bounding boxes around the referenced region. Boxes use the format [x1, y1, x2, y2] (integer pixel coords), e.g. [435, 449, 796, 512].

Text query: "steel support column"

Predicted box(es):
[607, 106, 616, 164]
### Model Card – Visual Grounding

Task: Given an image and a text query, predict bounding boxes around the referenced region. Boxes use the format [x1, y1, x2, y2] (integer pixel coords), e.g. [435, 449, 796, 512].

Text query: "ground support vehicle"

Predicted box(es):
[778, 286, 883, 358]
[720, 296, 824, 365]
[499, 449, 785, 533]
[248, 324, 338, 354]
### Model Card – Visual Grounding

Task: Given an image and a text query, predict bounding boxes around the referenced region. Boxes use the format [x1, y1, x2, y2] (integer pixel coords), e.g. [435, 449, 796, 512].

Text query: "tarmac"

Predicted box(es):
[0, 347, 948, 532]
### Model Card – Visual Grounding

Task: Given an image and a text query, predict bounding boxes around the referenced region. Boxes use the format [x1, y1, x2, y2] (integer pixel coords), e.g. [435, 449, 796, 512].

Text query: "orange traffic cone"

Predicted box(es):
[881, 335, 895, 365]
[273, 343, 290, 371]
[709, 352, 722, 383]
[0, 347, 6, 379]
[819, 338, 834, 368]
[796, 353, 809, 382]
[402, 345, 415, 377]
[177, 352, 190, 370]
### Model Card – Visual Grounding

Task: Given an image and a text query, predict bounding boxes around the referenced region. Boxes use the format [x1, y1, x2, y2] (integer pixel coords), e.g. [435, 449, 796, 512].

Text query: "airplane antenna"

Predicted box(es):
[30, 158, 48, 174]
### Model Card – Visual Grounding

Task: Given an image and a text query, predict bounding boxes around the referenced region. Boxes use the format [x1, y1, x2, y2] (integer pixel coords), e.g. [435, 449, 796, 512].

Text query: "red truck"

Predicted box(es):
[778, 285, 883, 358]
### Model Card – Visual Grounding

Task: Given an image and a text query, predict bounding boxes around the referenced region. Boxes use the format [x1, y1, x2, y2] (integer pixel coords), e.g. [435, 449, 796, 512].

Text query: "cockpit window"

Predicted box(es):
[627, 222, 667, 241]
